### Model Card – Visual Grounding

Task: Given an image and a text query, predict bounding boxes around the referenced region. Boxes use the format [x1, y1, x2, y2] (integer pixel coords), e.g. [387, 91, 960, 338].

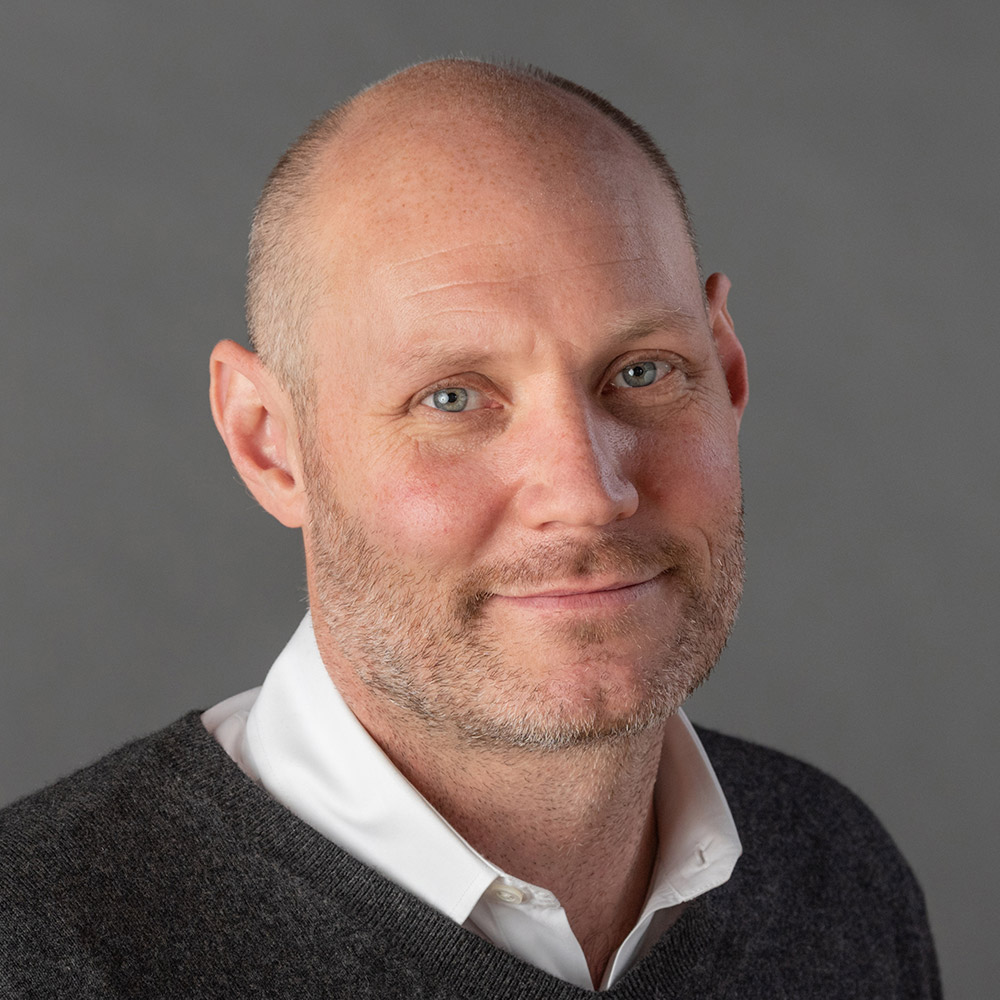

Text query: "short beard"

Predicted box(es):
[305, 455, 744, 753]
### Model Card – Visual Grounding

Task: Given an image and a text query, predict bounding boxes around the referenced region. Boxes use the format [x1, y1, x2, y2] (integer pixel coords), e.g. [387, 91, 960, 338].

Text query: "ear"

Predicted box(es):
[209, 340, 307, 528]
[704, 272, 749, 429]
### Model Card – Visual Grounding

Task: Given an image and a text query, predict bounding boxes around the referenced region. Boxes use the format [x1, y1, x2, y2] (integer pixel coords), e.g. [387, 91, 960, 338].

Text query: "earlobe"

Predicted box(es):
[209, 340, 307, 528]
[704, 272, 749, 428]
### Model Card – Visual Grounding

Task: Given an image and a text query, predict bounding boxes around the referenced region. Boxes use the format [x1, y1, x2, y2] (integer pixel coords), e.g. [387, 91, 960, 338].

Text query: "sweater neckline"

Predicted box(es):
[154, 710, 727, 997]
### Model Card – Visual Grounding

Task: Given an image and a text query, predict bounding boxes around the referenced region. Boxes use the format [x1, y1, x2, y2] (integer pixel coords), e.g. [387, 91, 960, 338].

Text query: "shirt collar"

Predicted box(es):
[223, 613, 741, 926]
[241, 613, 498, 922]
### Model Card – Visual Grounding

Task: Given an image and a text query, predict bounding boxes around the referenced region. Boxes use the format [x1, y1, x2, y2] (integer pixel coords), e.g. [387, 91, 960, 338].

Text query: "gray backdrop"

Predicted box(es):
[2, 2, 996, 995]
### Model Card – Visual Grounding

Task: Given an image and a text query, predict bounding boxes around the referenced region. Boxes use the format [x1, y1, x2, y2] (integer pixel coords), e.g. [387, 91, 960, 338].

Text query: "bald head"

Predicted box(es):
[246, 59, 696, 405]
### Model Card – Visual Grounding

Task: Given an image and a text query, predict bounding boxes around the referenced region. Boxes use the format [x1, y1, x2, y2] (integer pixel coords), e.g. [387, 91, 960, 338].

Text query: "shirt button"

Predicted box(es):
[491, 884, 526, 905]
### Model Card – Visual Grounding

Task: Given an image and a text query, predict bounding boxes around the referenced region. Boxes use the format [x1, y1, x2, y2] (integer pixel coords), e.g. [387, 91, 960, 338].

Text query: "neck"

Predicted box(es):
[345, 682, 667, 986]
[428, 734, 664, 985]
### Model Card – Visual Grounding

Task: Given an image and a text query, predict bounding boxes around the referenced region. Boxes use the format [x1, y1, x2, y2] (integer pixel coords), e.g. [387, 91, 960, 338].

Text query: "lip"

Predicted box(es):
[491, 573, 664, 611]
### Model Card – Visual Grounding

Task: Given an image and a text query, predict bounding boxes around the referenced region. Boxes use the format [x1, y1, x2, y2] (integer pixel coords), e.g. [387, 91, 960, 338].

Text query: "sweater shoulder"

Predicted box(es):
[689, 725, 940, 996]
[0, 713, 242, 903]
[693, 725, 933, 929]
[1, 713, 209, 835]
[0, 714, 230, 994]
[694, 725, 893, 838]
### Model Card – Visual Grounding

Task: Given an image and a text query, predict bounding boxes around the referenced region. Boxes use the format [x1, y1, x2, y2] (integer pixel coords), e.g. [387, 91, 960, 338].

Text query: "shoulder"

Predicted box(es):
[0, 714, 230, 993]
[0, 714, 232, 907]
[1, 713, 220, 844]
[694, 725, 903, 861]
[690, 725, 941, 996]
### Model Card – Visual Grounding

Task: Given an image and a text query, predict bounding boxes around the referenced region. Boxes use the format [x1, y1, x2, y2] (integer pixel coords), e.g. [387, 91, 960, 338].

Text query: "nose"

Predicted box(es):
[513, 393, 639, 530]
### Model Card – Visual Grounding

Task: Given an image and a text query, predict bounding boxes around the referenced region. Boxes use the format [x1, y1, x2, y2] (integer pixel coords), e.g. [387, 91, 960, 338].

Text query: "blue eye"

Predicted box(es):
[421, 387, 483, 412]
[612, 360, 672, 388]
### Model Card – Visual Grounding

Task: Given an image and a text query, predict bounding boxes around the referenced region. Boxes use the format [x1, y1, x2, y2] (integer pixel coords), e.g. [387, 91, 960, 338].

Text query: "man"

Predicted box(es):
[1, 60, 939, 997]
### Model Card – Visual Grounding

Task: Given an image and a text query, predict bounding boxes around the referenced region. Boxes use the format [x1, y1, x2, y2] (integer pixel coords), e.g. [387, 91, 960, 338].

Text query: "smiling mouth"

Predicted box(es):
[491, 573, 666, 611]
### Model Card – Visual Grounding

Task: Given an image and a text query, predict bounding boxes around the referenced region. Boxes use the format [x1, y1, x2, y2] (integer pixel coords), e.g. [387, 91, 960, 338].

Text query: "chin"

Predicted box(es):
[455, 695, 672, 751]
[449, 655, 689, 752]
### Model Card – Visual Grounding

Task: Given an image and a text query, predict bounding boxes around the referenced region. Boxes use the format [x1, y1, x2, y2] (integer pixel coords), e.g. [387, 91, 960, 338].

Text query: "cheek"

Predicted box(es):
[315, 408, 509, 567]
[640, 419, 742, 517]
[366, 464, 508, 564]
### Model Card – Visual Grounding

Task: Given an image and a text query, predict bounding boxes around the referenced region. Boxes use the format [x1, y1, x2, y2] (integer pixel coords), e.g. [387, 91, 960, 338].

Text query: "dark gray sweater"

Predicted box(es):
[0, 713, 940, 998]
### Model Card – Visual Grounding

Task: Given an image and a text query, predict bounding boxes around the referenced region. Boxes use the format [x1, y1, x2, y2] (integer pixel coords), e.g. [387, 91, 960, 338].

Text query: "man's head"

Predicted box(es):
[211, 59, 748, 754]
[244, 60, 698, 411]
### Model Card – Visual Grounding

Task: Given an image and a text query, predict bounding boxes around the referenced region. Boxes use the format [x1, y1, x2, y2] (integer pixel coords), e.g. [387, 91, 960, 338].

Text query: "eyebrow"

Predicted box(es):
[605, 307, 705, 345]
[395, 342, 496, 379]
[394, 306, 705, 378]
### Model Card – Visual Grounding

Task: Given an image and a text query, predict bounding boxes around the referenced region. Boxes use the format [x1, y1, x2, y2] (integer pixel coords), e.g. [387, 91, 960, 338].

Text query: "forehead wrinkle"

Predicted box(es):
[378, 222, 646, 272]
[399, 256, 650, 301]
[403, 307, 706, 347]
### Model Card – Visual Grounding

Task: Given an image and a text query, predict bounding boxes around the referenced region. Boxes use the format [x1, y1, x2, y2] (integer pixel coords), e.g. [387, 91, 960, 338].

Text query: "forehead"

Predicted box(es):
[304, 87, 701, 359]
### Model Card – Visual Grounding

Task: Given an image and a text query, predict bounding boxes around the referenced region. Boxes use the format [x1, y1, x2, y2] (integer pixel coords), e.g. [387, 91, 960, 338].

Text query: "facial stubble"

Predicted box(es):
[305, 453, 745, 752]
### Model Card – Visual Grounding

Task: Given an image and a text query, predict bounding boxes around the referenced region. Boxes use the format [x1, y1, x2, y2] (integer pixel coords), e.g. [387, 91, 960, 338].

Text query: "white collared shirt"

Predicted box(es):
[203, 614, 741, 990]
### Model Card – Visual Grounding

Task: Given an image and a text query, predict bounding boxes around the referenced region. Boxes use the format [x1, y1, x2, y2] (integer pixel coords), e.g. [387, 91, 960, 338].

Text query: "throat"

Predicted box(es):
[401, 728, 666, 985]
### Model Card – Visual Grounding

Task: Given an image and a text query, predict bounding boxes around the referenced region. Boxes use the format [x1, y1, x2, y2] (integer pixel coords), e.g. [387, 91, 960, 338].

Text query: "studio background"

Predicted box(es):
[3, 2, 995, 995]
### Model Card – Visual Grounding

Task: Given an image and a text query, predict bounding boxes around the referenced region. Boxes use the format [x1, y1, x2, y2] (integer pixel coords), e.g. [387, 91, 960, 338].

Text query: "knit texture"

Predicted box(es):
[0, 713, 940, 998]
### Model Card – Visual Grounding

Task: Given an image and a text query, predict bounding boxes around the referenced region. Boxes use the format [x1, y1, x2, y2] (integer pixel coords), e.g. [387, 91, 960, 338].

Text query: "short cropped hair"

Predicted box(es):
[246, 59, 696, 411]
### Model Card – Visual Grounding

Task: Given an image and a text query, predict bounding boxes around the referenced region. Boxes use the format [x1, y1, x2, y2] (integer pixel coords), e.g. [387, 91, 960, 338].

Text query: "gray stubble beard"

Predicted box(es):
[306, 468, 744, 754]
